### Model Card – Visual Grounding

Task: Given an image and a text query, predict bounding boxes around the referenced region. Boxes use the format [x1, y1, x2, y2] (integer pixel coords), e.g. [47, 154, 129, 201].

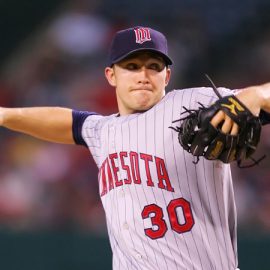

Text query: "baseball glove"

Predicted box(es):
[171, 78, 264, 168]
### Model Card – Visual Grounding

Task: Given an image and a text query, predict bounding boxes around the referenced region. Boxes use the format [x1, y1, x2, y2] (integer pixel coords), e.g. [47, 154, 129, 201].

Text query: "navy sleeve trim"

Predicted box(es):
[72, 110, 97, 146]
[259, 110, 270, 126]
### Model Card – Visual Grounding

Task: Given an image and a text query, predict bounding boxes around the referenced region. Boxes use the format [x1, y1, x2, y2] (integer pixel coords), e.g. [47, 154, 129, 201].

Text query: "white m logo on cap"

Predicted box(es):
[134, 28, 151, 44]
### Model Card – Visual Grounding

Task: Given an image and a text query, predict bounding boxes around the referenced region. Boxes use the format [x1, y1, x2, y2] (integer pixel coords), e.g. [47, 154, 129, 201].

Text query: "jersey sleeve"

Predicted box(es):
[72, 110, 97, 146]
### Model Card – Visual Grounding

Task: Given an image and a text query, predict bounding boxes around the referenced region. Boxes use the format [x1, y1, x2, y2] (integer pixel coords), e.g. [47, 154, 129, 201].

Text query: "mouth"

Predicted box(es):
[131, 88, 153, 92]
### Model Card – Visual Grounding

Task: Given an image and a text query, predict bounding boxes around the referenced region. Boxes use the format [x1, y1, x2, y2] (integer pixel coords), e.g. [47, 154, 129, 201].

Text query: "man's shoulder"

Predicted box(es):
[82, 112, 117, 126]
[165, 86, 233, 103]
[162, 87, 210, 103]
[167, 86, 232, 95]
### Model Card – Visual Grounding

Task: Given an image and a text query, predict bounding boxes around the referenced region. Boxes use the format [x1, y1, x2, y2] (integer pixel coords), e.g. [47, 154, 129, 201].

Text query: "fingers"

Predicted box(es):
[210, 110, 239, 135]
[210, 111, 224, 127]
[221, 115, 233, 133]
[230, 122, 239, 135]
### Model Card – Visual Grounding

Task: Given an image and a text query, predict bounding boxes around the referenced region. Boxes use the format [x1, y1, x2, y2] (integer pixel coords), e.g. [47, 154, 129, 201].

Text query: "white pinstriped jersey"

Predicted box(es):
[74, 87, 239, 270]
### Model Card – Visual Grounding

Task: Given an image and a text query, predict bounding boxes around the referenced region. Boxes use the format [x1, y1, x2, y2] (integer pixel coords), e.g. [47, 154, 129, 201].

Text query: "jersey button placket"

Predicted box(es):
[123, 222, 129, 230]
[135, 253, 143, 260]
[109, 126, 116, 151]
[119, 190, 125, 198]
[111, 140, 115, 148]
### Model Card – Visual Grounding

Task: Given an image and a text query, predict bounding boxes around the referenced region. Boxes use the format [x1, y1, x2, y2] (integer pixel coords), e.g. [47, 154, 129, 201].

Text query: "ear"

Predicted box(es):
[165, 68, 171, 86]
[105, 67, 116, 87]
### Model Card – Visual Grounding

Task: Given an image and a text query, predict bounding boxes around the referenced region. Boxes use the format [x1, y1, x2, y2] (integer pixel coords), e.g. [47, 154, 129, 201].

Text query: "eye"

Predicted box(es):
[125, 63, 139, 70]
[148, 62, 164, 72]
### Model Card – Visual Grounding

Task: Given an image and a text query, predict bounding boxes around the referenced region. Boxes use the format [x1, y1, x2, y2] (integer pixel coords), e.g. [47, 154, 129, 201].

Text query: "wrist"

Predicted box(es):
[256, 83, 270, 112]
[235, 86, 262, 116]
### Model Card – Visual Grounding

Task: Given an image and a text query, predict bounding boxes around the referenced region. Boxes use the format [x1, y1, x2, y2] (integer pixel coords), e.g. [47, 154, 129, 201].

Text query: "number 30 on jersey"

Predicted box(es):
[141, 197, 194, 239]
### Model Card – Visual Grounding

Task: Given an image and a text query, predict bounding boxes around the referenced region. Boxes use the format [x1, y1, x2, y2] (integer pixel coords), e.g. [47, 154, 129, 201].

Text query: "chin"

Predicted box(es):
[134, 102, 154, 112]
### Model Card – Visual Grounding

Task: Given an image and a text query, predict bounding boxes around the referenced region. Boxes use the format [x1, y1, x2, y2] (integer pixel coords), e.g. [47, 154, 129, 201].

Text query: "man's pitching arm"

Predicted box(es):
[0, 107, 74, 144]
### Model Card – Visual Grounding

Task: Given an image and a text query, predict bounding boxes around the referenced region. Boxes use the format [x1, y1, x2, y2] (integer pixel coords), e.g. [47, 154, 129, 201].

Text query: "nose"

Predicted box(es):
[137, 67, 150, 84]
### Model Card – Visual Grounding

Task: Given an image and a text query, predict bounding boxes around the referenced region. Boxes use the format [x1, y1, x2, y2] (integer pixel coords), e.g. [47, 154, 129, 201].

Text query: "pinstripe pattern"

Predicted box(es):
[81, 87, 239, 270]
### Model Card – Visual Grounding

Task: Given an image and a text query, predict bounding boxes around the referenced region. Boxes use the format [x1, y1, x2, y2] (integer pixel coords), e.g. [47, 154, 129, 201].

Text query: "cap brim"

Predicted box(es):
[111, 48, 173, 66]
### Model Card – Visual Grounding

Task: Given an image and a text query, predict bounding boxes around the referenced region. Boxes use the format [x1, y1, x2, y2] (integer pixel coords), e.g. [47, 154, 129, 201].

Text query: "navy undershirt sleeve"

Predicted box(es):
[259, 110, 270, 125]
[72, 110, 97, 146]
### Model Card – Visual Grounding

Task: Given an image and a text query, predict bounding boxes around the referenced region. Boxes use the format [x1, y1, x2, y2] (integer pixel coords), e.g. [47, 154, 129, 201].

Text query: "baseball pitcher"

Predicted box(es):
[1, 26, 270, 270]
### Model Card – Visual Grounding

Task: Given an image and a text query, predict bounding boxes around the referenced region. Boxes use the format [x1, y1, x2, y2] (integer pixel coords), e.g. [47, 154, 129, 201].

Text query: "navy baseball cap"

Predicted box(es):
[108, 26, 173, 66]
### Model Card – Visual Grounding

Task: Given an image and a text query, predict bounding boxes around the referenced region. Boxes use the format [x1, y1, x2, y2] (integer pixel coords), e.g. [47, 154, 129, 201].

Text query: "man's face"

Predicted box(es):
[105, 52, 171, 115]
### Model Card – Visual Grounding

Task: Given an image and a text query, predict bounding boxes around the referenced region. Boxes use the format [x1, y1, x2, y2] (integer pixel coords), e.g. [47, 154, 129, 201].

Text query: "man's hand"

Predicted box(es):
[211, 110, 239, 135]
[0, 107, 4, 126]
[211, 82, 270, 134]
[174, 85, 263, 165]
[0, 107, 9, 127]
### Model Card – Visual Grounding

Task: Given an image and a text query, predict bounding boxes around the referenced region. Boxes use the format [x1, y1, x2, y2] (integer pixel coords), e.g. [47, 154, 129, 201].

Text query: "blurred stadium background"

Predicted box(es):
[0, 0, 270, 269]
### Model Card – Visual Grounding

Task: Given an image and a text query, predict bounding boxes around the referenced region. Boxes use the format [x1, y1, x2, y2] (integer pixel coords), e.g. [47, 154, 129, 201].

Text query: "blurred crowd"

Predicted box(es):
[0, 0, 270, 234]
